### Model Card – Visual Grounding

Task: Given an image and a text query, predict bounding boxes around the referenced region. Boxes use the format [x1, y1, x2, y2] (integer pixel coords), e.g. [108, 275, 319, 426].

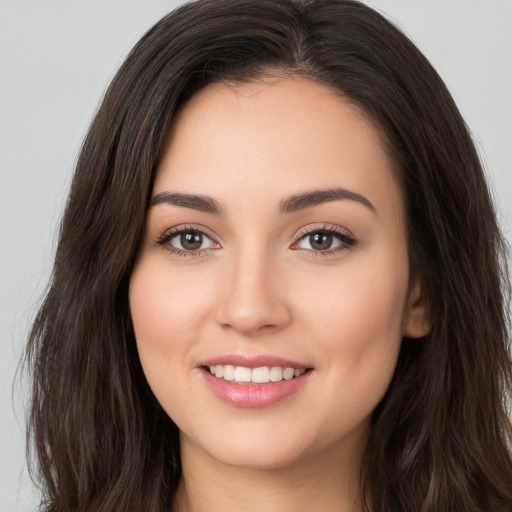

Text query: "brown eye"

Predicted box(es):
[180, 232, 203, 250]
[309, 232, 333, 251]
[157, 227, 221, 256]
[295, 229, 355, 253]
[163, 230, 217, 252]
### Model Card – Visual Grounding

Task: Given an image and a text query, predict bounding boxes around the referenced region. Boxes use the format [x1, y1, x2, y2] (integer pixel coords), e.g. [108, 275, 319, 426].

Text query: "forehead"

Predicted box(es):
[155, 78, 403, 224]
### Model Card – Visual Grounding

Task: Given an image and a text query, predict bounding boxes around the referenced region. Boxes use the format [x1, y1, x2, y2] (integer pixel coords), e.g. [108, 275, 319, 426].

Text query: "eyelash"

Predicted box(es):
[156, 224, 356, 258]
[156, 224, 218, 258]
[291, 225, 357, 256]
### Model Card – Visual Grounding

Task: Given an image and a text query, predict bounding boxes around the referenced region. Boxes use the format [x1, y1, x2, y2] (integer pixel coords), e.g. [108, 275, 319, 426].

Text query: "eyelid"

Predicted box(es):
[154, 222, 355, 257]
[156, 224, 221, 256]
[291, 224, 357, 254]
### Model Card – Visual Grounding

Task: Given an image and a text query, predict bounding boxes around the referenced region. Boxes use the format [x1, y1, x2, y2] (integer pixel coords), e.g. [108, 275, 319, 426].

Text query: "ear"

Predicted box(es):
[402, 276, 432, 338]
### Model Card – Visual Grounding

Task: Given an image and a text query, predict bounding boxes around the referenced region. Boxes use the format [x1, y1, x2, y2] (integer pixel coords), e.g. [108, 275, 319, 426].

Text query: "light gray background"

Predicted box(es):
[1, 1, 511, 510]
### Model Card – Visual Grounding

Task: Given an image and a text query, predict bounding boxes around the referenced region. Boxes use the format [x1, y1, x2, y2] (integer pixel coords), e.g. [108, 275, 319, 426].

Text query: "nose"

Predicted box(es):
[215, 249, 292, 336]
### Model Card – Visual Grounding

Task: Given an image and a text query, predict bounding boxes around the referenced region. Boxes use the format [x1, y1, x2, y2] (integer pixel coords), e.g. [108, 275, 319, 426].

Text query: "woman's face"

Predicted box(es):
[130, 78, 428, 470]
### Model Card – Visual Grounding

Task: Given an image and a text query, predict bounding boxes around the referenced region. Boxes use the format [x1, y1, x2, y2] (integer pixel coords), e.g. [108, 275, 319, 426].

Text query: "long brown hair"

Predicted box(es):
[26, 1, 512, 510]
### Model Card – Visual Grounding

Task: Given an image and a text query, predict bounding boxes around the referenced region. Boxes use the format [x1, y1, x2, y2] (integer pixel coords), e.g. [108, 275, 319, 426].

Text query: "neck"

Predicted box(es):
[173, 433, 365, 512]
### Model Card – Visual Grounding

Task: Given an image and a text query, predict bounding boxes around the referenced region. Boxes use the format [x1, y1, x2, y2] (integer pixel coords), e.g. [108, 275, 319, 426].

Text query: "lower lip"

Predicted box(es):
[201, 368, 312, 408]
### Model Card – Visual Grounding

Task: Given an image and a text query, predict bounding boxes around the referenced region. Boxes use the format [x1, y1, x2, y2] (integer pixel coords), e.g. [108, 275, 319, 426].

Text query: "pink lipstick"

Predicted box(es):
[198, 355, 313, 408]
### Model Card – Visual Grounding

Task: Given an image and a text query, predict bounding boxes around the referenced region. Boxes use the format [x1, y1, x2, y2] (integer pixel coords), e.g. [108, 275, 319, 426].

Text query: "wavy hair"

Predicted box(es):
[26, 1, 512, 510]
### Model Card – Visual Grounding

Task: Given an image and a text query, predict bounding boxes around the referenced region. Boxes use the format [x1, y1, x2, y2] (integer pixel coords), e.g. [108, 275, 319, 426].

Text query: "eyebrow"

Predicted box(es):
[149, 187, 376, 216]
[279, 188, 376, 214]
[150, 191, 223, 215]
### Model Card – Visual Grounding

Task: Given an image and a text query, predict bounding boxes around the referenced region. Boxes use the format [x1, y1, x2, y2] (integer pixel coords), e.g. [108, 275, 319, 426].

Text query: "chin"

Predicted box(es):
[181, 422, 316, 471]
[210, 442, 307, 471]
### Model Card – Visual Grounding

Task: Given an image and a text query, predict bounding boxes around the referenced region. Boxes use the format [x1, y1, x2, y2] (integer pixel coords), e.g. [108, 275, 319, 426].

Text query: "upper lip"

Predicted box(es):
[199, 354, 310, 369]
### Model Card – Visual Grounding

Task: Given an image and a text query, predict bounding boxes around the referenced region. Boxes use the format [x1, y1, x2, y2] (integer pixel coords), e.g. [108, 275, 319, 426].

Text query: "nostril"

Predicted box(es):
[216, 299, 292, 335]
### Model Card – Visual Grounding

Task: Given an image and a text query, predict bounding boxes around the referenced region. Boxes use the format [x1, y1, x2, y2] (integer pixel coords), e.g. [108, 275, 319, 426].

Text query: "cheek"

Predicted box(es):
[130, 257, 212, 348]
[128, 257, 211, 408]
[298, 255, 407, 328]
[295, 253, 409, 414]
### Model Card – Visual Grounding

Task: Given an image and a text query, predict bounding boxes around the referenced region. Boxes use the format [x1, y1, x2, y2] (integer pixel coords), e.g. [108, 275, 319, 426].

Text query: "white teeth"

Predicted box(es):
[207, 365, 307, 384]
[234, 366, 252, 383]
[283, 367, 294, 380]
[223, 365, 235, 381]
[269, 366, 283, 382]
[252, 367, 270, 383]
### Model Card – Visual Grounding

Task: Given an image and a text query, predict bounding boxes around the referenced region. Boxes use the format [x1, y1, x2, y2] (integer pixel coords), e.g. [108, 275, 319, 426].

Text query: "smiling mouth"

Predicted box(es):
[204, 365, 310, 384]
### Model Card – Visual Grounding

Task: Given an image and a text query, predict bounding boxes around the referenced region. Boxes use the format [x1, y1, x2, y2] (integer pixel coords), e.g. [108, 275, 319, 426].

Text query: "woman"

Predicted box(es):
[26, 0, 512, 511]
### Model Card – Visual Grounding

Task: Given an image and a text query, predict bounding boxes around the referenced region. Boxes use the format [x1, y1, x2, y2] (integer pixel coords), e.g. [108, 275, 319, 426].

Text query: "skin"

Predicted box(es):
[129, 78, 430, 512]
